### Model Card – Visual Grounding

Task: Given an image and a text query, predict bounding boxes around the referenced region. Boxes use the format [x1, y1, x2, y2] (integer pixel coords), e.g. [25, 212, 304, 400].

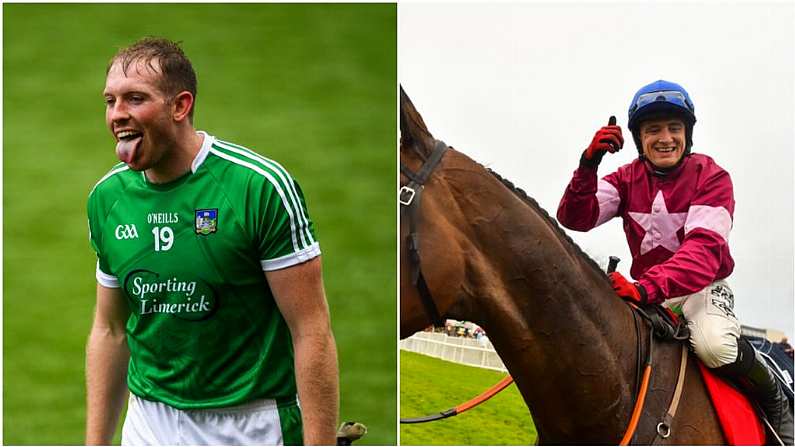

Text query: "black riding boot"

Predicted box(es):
[717, 338, 794, 445]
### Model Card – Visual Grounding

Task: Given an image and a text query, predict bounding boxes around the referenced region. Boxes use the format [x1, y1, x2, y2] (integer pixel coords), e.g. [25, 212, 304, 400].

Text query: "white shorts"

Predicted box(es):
[666, 279, 741, 368]
[121, 394, 302, 446]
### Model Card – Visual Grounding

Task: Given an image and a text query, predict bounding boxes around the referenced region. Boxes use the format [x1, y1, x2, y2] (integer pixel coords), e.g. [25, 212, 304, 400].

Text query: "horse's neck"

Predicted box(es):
[459, 186, 638, 442]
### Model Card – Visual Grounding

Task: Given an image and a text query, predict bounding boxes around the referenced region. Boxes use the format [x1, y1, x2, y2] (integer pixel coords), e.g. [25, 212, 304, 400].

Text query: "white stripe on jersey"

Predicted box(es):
[96, 261, 120, 288]
[90, 164, 130, 195]
[208, 147, 303, 253]
[214, 139, 315, 248]
[260, 242, 321, 271]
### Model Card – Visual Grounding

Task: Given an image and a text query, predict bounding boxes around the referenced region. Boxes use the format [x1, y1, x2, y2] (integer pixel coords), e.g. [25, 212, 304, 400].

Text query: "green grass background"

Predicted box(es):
[400, 350, 536, 445]
[3, 4, 396, 445]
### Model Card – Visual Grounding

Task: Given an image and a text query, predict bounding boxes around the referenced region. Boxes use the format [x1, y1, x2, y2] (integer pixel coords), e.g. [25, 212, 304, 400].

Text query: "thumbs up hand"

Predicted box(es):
[584, 116, 624, 162]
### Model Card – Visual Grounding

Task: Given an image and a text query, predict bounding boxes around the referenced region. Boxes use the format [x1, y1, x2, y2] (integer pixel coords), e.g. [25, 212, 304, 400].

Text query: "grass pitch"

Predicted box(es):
[3, 4, 396, 444]
[400, 350, 537, 445]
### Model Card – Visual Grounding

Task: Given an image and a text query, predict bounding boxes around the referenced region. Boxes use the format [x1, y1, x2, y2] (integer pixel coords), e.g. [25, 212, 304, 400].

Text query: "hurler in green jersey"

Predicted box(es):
[87, 132, 319, 411]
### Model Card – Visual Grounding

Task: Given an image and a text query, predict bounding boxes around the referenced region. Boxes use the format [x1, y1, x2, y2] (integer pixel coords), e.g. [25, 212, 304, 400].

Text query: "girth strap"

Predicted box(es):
[653, 345, 689, 444]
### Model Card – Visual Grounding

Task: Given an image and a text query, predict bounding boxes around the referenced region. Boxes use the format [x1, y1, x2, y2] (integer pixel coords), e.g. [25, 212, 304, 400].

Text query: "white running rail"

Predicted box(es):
[400, 331, 507, 372]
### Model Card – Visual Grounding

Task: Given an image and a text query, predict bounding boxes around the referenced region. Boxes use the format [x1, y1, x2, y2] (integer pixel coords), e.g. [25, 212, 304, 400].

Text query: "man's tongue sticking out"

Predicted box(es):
[116, 135, 143, 164]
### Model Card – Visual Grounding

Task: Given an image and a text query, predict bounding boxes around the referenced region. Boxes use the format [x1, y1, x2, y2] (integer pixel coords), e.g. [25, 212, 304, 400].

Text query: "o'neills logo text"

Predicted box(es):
[124, 270, 218, 321]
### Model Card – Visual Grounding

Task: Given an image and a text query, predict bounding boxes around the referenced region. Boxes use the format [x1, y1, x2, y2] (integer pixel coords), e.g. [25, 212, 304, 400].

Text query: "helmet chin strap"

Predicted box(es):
[639, 152, 691, 177]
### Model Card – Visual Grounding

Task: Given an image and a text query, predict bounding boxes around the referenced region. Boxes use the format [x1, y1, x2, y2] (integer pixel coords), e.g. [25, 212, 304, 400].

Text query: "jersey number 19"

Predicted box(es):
[152, 226, 174, 252]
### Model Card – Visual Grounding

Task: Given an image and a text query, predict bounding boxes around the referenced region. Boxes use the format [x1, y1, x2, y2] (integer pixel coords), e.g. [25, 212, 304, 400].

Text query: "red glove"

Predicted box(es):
[583, 116, 624, 162]
[608, 271, 647, 305]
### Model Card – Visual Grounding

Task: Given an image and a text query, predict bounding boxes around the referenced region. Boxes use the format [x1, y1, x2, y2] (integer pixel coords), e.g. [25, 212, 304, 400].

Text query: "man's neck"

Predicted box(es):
[145, 128, 204, 184]
[641, 153, 689, 178]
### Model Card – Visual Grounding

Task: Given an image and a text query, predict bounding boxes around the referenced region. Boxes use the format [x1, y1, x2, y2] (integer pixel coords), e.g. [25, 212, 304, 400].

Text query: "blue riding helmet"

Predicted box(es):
[628, 80, 697, 156]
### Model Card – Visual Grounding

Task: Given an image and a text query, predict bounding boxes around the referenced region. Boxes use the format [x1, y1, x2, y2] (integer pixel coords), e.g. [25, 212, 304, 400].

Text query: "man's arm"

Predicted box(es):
[86, 284, 130, 445]
[266, 256, 338, 445]
[557, 119, 624, 231]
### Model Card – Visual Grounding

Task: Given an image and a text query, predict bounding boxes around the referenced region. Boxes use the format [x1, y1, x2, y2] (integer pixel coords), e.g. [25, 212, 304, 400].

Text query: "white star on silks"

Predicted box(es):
[628, 190, 688, 255]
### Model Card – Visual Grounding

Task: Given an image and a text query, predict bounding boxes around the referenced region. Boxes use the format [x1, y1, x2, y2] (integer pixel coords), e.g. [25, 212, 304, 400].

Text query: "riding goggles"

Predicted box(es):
[629, 90, 694, 115]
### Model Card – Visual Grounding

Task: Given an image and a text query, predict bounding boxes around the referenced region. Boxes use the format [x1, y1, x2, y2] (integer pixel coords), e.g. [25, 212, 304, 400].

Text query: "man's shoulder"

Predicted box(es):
[682, 153, 734, 198]
[87, 163, 139, 223]
[687, 153, 730, 177]
[205, 137, 299, 193]
[89, 162, 137, 200]
[607, 157, 645, 181]
[622, 157, 646, 170]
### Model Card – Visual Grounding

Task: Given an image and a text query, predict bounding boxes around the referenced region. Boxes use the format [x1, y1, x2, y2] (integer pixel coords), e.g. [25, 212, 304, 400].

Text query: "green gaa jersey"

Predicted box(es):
[87, 131, 319, 409]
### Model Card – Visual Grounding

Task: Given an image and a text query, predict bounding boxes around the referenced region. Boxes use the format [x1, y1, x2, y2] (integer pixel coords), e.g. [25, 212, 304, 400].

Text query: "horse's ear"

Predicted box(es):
[400, 86, 435, 156]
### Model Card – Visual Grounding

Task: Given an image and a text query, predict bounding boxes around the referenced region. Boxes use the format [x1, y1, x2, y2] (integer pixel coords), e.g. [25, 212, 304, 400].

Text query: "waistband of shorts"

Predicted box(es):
[224, 395, 298, 411]
[130, 393, 298, 413]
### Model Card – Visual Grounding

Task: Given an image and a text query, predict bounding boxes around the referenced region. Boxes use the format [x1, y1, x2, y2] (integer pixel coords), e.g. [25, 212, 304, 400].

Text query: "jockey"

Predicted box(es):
[556, 79, 793, 443]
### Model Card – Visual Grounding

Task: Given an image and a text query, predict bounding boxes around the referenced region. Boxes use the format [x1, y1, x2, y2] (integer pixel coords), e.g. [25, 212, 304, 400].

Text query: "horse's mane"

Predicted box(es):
[402, 138, 428, 163]
[485, 167, 608, 281]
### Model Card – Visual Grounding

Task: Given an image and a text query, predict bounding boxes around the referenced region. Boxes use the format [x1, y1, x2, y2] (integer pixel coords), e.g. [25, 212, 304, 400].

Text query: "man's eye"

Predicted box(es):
[104, 97, 115, 106]
[130, 96, 144, 103]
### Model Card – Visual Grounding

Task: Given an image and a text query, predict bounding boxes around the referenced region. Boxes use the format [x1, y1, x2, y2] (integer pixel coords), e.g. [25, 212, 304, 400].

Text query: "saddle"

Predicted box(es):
[633, 304, 690, 342]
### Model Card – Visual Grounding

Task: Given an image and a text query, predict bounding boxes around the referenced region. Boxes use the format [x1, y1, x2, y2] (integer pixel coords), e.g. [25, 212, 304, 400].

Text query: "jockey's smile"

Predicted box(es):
[640, 118, 686, 169]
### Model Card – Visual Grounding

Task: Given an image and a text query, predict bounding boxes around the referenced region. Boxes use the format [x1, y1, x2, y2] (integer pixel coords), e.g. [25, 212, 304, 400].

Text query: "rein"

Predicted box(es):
[400, 375, 515, 424]
[622, 302, 654, 445]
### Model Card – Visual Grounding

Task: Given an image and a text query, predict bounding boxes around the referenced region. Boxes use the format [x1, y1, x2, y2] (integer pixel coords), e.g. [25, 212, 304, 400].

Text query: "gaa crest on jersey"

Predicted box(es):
[195, 209, 218, 235]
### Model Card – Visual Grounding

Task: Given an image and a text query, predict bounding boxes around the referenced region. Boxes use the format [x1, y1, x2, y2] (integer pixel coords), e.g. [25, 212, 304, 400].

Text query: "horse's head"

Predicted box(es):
[399, 87, 470, 338]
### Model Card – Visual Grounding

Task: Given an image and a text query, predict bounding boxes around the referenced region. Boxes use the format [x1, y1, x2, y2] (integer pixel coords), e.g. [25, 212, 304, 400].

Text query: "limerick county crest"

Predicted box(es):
[195, 209, 218, 235]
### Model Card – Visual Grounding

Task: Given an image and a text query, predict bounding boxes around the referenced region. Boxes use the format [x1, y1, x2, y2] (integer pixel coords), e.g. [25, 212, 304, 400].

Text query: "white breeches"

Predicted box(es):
[666, 279, 741, 368]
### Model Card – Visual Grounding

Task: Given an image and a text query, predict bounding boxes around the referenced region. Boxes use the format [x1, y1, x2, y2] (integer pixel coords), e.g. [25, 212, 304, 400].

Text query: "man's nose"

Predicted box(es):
[108, 101, 130, 123]
[658, 128, 674, 143]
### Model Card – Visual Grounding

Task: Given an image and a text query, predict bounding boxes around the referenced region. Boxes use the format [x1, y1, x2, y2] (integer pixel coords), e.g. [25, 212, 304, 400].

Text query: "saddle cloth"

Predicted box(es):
[697, 361, 766, 445]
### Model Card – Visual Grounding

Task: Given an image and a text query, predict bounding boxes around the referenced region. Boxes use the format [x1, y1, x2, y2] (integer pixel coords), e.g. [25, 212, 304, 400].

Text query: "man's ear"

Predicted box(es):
[172, 91, 194, 123]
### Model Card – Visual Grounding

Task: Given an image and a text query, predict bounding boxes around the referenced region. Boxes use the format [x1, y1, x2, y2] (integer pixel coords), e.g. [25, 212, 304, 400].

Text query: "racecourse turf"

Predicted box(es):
[3, 4, 396, 444]
[400, 350, 537, 445]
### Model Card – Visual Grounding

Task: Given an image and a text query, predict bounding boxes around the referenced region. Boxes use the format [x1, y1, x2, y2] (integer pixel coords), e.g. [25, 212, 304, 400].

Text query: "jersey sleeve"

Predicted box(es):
[557, 165, 623, 231]
[254, 169, 321, 271]
[638, 167, 735, 303]
[87, 189, 120, 288]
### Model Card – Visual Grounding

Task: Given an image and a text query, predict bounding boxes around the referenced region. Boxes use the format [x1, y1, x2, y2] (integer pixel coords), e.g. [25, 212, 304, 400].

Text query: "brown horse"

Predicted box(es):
[399, 87, 726, 444]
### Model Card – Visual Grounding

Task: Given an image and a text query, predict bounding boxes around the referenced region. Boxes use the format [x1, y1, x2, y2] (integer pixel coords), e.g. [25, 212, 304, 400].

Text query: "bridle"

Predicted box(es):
[399, 139, 448, 327]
